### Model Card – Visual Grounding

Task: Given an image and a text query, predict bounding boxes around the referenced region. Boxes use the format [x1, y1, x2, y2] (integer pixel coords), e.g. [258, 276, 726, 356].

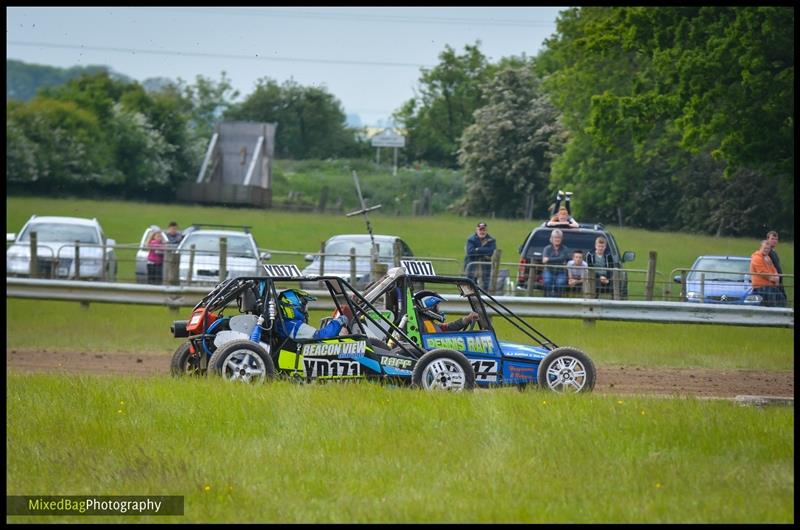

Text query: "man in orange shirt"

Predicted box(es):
[750, 240, 786, 307]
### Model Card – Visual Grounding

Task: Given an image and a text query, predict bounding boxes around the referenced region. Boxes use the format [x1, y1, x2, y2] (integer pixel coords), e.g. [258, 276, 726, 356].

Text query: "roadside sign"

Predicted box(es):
[371, 130, 406, 148]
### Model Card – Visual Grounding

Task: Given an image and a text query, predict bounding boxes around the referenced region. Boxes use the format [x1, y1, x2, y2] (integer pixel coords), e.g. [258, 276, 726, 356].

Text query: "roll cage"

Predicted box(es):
[360, 268, 559, 351]
[191, 273, 428, 360]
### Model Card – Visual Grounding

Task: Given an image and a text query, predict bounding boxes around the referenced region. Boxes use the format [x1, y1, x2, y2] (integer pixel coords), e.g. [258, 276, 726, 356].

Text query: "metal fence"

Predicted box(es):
[6, 277, 793, 328]
[7, 238, 794, 308]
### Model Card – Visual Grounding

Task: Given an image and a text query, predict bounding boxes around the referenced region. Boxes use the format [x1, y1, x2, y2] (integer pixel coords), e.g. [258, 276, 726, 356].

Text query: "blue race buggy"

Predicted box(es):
[169, 262, 595, 393]
[353, 260, 596, 393]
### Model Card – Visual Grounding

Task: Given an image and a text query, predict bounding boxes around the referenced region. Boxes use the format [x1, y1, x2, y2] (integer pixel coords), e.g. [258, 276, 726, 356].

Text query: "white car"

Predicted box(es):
[136, 224, 270, 284]
[300, 234, 414, 289]
[7, 215, 117, 280]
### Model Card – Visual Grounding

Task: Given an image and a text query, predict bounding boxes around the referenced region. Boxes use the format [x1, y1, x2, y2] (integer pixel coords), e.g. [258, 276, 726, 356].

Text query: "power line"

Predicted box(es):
[124, 7, 560, 28]
[7, 40, 434, 69]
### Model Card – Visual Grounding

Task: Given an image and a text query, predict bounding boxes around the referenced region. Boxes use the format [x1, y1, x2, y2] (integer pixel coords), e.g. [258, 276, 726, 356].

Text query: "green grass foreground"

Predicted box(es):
[6, 374, 794, 523]
[6, 298, 794, 371]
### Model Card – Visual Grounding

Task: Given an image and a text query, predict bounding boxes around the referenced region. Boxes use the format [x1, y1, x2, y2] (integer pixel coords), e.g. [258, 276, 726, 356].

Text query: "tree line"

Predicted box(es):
[6, 6, 793, 237]
[6, 69, 370, 199]
[396, 6, 793, 237]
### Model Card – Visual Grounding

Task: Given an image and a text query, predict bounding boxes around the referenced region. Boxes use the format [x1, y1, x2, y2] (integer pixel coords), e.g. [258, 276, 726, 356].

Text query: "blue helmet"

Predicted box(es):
[416, 293, 446, 322]
[278, 289, 317, 321]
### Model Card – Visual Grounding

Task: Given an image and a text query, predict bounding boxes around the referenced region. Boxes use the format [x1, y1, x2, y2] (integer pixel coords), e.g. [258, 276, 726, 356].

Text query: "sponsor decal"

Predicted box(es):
[466, 336, 495, 354]
[424, 334, 496, 355]
[471, 360, 498, 382]
[425, 336, 466, 351]
[303, 358, 362, 378]
[301, 340, 367, 357]
[380, 356, 413, 369]
[262, 264, 302, 277]
[507, 363, 537, 382]
[401, 260, 436, 275]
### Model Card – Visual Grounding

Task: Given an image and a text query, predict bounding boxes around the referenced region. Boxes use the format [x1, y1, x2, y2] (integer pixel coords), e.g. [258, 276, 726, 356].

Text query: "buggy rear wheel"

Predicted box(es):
[411, 349, 475, 391]
[208, 340, 275, 383]
[537, 347, 596, 393]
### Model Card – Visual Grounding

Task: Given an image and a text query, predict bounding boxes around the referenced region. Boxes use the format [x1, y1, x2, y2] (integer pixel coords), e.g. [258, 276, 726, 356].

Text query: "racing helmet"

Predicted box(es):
[278, 289, 317, 322]
[415, 292, 446, 322]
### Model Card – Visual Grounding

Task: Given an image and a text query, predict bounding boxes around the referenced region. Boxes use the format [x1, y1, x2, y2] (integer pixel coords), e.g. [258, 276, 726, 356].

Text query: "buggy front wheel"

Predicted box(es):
[537, 347, 596, 393]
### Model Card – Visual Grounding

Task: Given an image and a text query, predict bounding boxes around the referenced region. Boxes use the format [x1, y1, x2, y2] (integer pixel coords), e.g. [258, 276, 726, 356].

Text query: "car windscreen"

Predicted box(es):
[688, 258, 750, 282]
[325, 239, 394, 260]
[182, 234, 255, 257]
[525, 230, 606, 259]
[19, 223, 99, 244]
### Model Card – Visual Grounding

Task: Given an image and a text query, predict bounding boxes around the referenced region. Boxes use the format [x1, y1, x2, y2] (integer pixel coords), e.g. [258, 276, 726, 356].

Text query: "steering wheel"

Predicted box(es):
[466, 318, 478, 331]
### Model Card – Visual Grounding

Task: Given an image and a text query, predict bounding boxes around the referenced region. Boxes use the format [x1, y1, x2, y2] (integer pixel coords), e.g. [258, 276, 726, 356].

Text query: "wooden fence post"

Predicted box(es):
[219, 237, 227, 282]
[393, 239, 402, 268]
[187, 245, 196, 284]
[370, 244, 381, 283]
[319, 240, 326, 276]
[489, 249, 502, 294]
[74, 240, 81, 280]
[29, 231, 39, 278]
[584, 267, 596, 299]
[168, 249, 180, 286]
[526, 263, 536, 296]
[349, 247, 356, 285]
[680, 270, 687, 302]
[645, 251, 657, 301]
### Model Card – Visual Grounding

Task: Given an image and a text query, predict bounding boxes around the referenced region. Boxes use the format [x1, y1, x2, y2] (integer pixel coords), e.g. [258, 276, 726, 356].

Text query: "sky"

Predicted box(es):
[6, 6, 566, 127]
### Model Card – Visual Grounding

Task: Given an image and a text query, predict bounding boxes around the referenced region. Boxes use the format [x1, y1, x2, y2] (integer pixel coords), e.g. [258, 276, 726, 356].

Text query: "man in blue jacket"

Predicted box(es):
[463, 222, 496, 290]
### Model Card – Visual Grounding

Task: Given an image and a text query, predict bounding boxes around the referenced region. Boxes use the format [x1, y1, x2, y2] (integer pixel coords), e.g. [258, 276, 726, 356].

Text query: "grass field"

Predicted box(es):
[6, 374, 794, 523]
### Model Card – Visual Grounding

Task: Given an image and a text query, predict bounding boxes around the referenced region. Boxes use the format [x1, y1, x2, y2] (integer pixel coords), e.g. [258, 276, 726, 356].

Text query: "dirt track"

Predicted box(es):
[6, 349, 794, 399]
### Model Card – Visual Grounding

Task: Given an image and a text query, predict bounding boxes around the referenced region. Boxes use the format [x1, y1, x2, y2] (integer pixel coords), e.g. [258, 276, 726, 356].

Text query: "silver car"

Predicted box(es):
[301, 234, 414, 289]
[136, 224, 270, 284]
[7, 215, 117, 280]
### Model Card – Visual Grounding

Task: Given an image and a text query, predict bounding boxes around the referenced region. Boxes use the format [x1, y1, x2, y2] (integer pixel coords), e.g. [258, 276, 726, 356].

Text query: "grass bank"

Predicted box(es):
[6, 373, 794, 523]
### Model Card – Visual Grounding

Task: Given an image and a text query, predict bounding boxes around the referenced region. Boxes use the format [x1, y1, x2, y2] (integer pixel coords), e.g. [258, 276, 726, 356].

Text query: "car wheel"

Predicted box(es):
[207, 339, 275, 383]
[537, 347, 596, 393]
[170, 342, 203, 377]
[411, 348, 475, 391]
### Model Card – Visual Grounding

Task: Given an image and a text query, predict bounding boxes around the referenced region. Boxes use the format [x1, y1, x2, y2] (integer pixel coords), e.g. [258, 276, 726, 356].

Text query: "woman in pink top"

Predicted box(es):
[147, 229, 165, 284]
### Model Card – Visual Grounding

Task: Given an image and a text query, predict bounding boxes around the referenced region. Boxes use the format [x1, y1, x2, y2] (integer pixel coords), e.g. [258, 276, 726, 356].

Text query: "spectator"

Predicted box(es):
[766, 231, 785, 298]
[165, 221, 183, 246]
[750, 239, 786, 307]
[414, 291, 480, 333]
[276, 289, 352, 340]
[146, 229, 165, 284]
[567, 249, 589, 291]
[586, 236, 615, 295]
[464, 222, 496, 291]
[542, 229, 571, 297]
[546, 190, 579, 228]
